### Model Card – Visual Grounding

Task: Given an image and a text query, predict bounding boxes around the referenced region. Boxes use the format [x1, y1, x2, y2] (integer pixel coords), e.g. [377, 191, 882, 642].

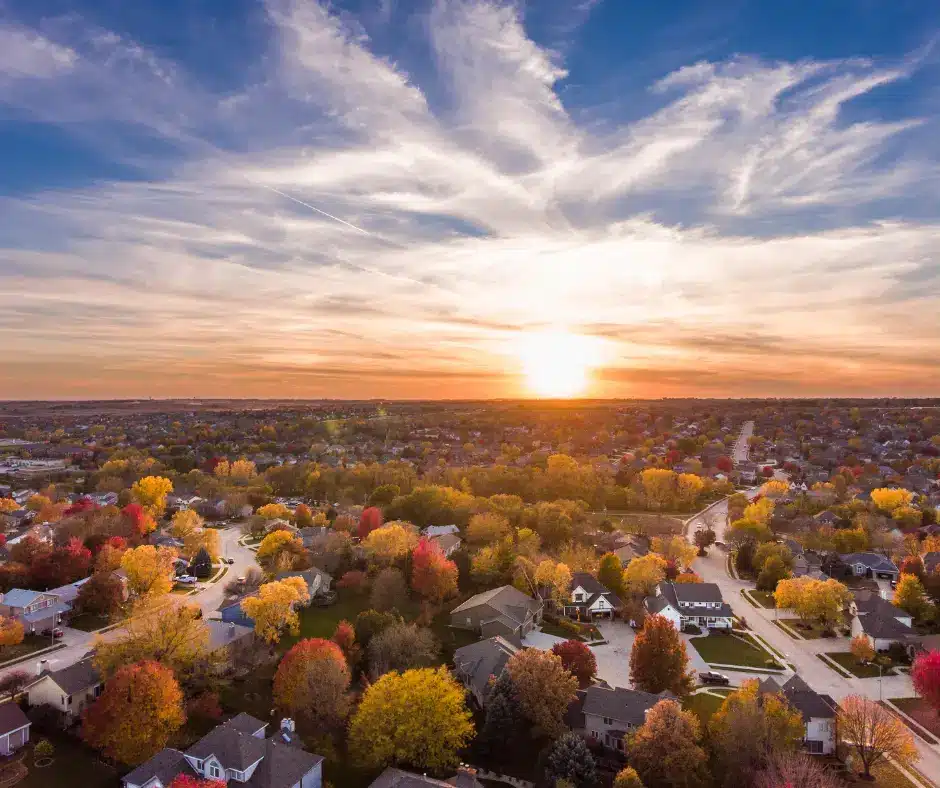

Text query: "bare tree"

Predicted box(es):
[839, 695, 919, 778]
[755, 751, 846, 788]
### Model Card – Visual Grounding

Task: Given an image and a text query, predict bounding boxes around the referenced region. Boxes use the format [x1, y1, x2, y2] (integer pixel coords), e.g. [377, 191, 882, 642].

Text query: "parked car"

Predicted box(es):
[698, 671, 730, 686]
[224, 557, 235, 565]
[51, 628, 64, 639]
[177, 575, 198, 585]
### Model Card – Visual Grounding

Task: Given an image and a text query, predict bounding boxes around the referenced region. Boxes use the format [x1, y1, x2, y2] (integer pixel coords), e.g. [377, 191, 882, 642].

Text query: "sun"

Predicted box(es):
[516, 330, 601, 398]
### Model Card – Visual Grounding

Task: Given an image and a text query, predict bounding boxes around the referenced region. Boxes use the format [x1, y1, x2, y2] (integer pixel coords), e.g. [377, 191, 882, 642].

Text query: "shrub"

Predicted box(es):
[34, 739, 55, 758]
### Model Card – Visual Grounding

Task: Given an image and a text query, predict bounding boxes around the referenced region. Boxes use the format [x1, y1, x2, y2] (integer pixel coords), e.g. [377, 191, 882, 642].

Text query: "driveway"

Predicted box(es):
[523, 621, 636, 689]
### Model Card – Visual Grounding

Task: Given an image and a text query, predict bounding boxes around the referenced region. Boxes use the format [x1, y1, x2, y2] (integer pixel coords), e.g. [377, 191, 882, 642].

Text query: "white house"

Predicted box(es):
[759, 675, 838, 755]
[564, 573, 622, 619]
[849, 590, 917, 652]
[645, 582, 733, 630]
[0, 702, 30, 756]
[27, 656, 102, 724]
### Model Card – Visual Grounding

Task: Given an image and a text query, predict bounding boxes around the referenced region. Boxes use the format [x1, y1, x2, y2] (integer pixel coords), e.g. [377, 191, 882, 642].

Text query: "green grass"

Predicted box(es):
[868, 760, 919, 788]
[0, 635, 59, 664]
[683, 692, 725, 725]
[16, 731, 119, 788]
[66, 612, 112, 632]
[824, 651, 894, 678]
[689, 633, 781, 669]
[778, 618, 838, 639]
[749, 590, 776, 608]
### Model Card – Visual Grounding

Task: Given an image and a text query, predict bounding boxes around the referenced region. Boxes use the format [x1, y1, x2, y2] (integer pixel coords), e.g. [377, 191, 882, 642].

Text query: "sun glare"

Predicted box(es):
[516, 330, 602, 398]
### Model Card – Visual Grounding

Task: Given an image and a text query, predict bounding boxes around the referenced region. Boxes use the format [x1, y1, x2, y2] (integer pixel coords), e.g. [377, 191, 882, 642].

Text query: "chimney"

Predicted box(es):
[37, 658, 48, 676]
[455, 765, 478, 788]
[229, 622, 236, 638]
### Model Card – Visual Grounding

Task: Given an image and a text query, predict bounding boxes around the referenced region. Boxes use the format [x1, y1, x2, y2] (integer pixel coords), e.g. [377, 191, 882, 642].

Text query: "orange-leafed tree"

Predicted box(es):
[839, 695, 919, 779]
[273, 638, 351, 731]
[410, 537, 458, 604]
[168, 776, 225, 788]
[629, 614, 694, 697]
[0, 616, 24, 652]
[82, 660, 185, 765]
[332, 620, 361, 666]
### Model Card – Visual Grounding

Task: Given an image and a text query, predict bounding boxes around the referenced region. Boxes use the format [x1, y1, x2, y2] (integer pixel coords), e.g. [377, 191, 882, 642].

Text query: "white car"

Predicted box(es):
[177, 575, 198, 585]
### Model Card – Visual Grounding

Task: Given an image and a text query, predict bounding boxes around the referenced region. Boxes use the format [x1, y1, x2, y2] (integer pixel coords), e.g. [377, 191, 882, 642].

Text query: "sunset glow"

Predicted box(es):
[517, 331, 602, 399]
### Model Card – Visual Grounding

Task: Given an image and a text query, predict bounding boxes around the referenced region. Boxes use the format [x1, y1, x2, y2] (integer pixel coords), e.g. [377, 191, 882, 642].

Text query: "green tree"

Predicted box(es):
[544, 733, 598, 787]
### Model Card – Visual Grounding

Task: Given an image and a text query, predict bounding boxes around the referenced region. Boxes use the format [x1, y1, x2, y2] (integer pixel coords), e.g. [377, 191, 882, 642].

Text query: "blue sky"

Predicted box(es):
[1, 0, 939, 399]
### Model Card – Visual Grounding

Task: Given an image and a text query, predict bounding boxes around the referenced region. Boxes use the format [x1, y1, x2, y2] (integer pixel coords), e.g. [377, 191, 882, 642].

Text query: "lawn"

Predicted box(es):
[824, 651, 894, 678]
[749, 590, 776, 608]
[689, 633, 781, 669]
[867, 760, 920, 788]
[777, 618, 838, 639]
[15, 731, 119, 788]
[0, 635, 58, 665]
[889, 697, 940, 739]
[683, 692, 724, 725]
[67, 612, 112, 632]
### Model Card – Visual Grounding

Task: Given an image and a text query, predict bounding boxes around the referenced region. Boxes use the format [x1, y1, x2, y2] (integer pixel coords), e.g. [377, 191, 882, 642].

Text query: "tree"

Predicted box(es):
[0, 498, 18, 513]
[481, 671, 521, 752]
[364, 522, 419, 566]
[676, 474, 705, 507]
[760, 480, 789, 499]
[894, 574, 930, 619]
[256, 530, 305, 573]
[358, 506, 384, 539]
[630, 614, 693, 696]
[911, 649, 940, 715]
[354, 609, 402, 650]
[121, 503, 156, 536]
[851, 634, 876, 664]
[467, 512, 510, 545]
[597, 552, 626, 597]
[410, 537, 459, 603]
[755, 751, 844, 788]
[273, 638, 351, 731]
[551, 639, 597, 687]
[332, 620, 361, 666]
[471, 536, 516, 584]
[641, 468, 678, 512]
[347, 667, 474, 771]
[774, 577, 850, 632]
[256, 502, 291, 521]
[623, 554, 667, 598]
[76, 571, 125, 618]
[629, 699, 709, 788]
[675, 571, 703, 584]
[534, 560, 572, 606]
[93, 601, 211, 679]
[189, 547, 213, 579]
[544, 733, 598, 787]
[183, 529, 221, 562]
[368, 622, 440, 678]
[0, 670, 30, 700]
[294, 503, 314, 529]
[168, 776, 226, 788]
[708, 680, 804, 787]
[82, 660, 185, 765]
[728, 518, 773, 547]
[757, 556, 790, 592]
[871, 488, 914, 514]
[131, 476, 174, 517]
[716, 456, 733, 473]
[370, 567, 409, 612]
[651, 536, 697, 569]
[0, 616, 24, 651]
[839, 695, 919, 778]
[752, 543, 793, 575]
[743, 498, 774, 526]
[215, 458, 256, 481]
[170, 509, 203, 539]
[613, 767, 644, 788]
[241, 577, 310, 644]
[120, 545, 177, 598]
[506, 648, 578, 735]
[693, 528, 715, 556]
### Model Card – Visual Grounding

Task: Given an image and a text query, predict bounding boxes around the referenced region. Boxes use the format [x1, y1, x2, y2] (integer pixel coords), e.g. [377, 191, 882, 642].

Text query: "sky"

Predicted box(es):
[1, 0, 939, 400]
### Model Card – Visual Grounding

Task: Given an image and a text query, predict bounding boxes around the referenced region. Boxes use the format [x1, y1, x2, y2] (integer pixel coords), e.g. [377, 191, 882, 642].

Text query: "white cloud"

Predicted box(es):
[0, 0, 938, 398]
[0, 25, 76, 78]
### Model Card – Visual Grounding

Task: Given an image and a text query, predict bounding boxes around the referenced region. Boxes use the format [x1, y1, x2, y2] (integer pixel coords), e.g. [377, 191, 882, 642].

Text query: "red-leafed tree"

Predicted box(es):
[410, 538, 459, 604]
[911, 650, 940, 715]
[716, 456, 733, 473]
[168, 776, 225, 788]
[551, 639, 597, 687]
[273, 638, 351, 731]
[120, 503, 155, 538]
[762, 466, 774, 478]
[665, 449, 682, 466]
[63, 497, 97, 517]
[0, 534, 6, 548]
[358, 506, 383, 540]
[27, 537, 92, 588]
[332, 619, 361, 666]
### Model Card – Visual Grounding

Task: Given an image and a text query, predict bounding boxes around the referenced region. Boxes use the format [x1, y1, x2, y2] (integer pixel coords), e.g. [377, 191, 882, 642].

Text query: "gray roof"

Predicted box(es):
[122, 748, 188, 788]
[852, 590, 907, 619]
[274, 566, 332, 588]
[186, 717, 267, 770]
[1, 589, 49, 607]
[782, 675, 838, 721]
[839, 552, 899, 574]
[422, 525, 460, 538]
[242, 737, 324, 788]
[369, 768, 481, 788]
[22, 602, 70, 622]
[0, 701, 30, 735]
[857, 612, 914, 639]
[40, 656, 100, 695]
[924, 552, 940, 574]
[453, 636, 518, 698]
[582, 685, 668, 727]
[669, 582, 725, 605]
[570, 573, 609, 595]
[451, 586, 540, 626]
[226, 712, 268, 736]
[206, 620, 255, 651]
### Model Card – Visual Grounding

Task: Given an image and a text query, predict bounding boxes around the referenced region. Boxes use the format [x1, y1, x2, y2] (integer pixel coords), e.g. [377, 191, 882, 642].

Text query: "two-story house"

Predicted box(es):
[369, 767, 482, 787]
[450, 586, 542, 646]
[0, 589, 70, 635]
[758, 675, 838, 755]
[122, 713, 323, 788]
[452, 636, 519, 708]
[570, 685, 669, 752]
[563, 573, 622, 620]
[644, 582, 733, 630]
[27, 656, 102, 725]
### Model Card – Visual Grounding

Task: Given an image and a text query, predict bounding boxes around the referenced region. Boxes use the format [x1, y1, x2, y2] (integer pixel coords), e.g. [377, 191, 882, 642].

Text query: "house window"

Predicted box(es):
[806, 740, 823, 754]
[603, 717, 613, 725]
[208, 762, 222, 778]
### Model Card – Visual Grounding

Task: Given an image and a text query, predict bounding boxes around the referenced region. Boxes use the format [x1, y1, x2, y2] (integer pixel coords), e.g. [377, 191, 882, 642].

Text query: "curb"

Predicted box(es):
[0, 642, 66, 671]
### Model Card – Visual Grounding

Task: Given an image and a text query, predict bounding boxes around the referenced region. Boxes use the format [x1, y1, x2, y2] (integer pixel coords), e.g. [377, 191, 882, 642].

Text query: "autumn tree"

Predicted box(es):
[851, 634, 876, 664]
[241, 577, 310, 644]
[93, 601, 211, 680]
[757, 556, 790, 592]
[294, 503, 314, 528]
[839, 695, 919, 778]
[629, 700, 709, 788]
[120, 545, 177, 598]
[630, 614, 693, 696]
[506, 647, 578, 735]
[183, 529, 221, 563]
[347, 667, 474, 771]
[368, 622, 440, 678]
[871, 488, 914, 514]
[641, 468, 678, 513]
[544, 732, 598, 787]
[613, 767, 644, 788]
[470, 536, 515, 584]
[597, 552, 626, 597]
[677, 473, 706, 507]
[774, 577, 850, 632]
[364, 522, 419, 566]
[551, 639, 597, 687]
[911, 650, 940, 715]
[370, 568, 409, 612]
[273, 638, 351, 731]
[256, 530, 305, 574]
[534, 560, 572, 607]
[0, 617, 24, 652]
[0, 670, 30, 701]
[215, 458, 256, 482]
[82, 660, 185, 765]
[652, 535, 697, 568]
[693, 528, 716, 556]
[623, 554, 667, 598]
[894, 573, 930, 619]
[75, 571, 125, 618]
[170, 509, 203, 539]
[708, 680, 804, 787]
[467, 512, 510, 545]
[760, 480, 789, 499]
[358, 506, 384, 539]
[131, 476, 174, 518]
[410, 537, 459, 604]
[332, 619, 362, 666]
[121, 502, 157, 536]
[755, 751, 845, 788]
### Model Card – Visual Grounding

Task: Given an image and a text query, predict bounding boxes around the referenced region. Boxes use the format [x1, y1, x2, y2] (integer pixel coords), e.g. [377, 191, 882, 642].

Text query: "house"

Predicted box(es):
[274, 567, 333, 600]
[923, 551, 940, 575]
[368, 767, 482, 787]
[47, 577, 91, 608]
[452, 636, 519, 707]
[422, 525, 459, 539]
[27, 656, 102, 724]
[430, 532, 462, 558]
[206, 620, 256, 665]
[0, 589, 69, 634]
[814, 511, 840, 526]
[849, 590, 910, 622]
[851, 612, 917, 653]
[219, 594, 257, 628]
[563, 572, 622, 620]
[759, 675, 837, 754]
[573, 685, 668, 752]
[122, 713, 323, 788]
[837, 552, 899, 580]
[645, 582, 734, 630]
[450, 586, 542, 646]
[0, 702, 30, 756]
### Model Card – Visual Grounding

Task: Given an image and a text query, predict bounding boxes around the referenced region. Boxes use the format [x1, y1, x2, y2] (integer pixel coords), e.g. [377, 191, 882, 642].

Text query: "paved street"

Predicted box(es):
[732, 420, 755, 465]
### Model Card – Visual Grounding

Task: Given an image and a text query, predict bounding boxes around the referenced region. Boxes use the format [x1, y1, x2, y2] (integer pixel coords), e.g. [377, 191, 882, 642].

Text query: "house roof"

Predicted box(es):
[582, 685, 669, 727]
[206, 620, 255, 651]
[186, 716, 268, 770]
[1, 588, 50, 607]
[274, 566, 332, 588]
[453, 636, 518, 699]
[570, 573, 609, 596]
[241, 737, 324, 788]
[839, 552, 899, 574]
[924, 552, 940, 574]
[122, 748, 188, 788]
[423, 525, 459, 538]
[0, 701, 30, 735]
[658, 581, 726, 607]
[852, 590, 907, 619]
[369, 768, 482, 788]
[226, 712, 268, 736]
[431, 533, 462, 552]
[781, 675, 838, 720]
[21, 602, 70, 622]
[451, 586, 539, 626]
[39, 656, 100, 695]
[856, 612, 914, 639]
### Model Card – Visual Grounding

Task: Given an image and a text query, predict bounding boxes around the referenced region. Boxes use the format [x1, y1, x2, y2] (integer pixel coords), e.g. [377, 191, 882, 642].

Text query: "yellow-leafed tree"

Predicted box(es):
[651, 535, 697, 569]
[131, 476, 174, 518]
[183, 528, 222, 562]
[256, 530, 305, 573]
[241, 577, 310, 644]
[362, 522, 419, 566]
[623, 554, 668, 598]
[120, 545, 177, 598]
[170, 509, 203, 539]
[840, 695, 919, 778]
[870, 488, 914, 514]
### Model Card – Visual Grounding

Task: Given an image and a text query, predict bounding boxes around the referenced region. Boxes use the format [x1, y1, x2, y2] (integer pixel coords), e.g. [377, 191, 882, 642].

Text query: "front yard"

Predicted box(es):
[12, 731, 118, 788]
[0, 635, 57, 665]
[777, 618, 840, 639]
[683, 692, 725, 726]
[689, 632, 782, 669]
[67, 613, 112, 632]
[748, 590, 776, 608]
[823, 651, 895, 678]
[888, 697, 940, 738]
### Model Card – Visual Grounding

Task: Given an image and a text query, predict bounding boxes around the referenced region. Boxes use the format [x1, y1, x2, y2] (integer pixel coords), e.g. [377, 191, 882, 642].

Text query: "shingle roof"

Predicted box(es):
[226, 712, 267, 735]
[581, 686, 668, 727]
[186, 717, 268, 770]
[453, 636, 518, 698]
[40, 656, 100, 695]
[857, 612, 914, 639]
[451, 586, 539, 625]
[1, 589, 46, 607]
[243, 737, 324, 788]
[0, 702, 30, 735]
[671, 582, 725, 605]
[121, 748, 187, 788]
[839, 552, 899, 574]
[570, 573, 609, 595]
[853, 590, 907, 618]
[782, 675, 838, 721]
[206, 620, 255, 651]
